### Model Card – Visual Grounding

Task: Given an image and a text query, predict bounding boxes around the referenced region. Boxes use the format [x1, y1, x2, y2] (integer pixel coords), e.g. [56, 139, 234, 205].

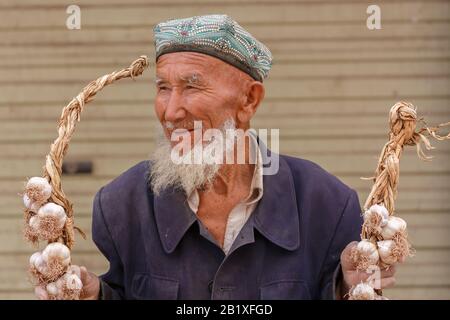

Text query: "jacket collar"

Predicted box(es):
[153, 187, 197, 254]
[252, 152, 300, 251]
[152, 147, 300, 254]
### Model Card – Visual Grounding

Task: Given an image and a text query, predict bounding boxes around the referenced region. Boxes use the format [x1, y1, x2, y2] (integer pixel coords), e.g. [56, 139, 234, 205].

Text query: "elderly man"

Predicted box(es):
[36, 14, 398, 300]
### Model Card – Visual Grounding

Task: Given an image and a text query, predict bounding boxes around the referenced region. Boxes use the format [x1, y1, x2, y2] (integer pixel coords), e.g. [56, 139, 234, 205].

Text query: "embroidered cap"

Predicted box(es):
[153, 14, 272, 82]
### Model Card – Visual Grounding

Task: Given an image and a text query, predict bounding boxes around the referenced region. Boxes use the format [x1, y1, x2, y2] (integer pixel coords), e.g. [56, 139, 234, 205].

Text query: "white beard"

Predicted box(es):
[149, 118, 236, 196]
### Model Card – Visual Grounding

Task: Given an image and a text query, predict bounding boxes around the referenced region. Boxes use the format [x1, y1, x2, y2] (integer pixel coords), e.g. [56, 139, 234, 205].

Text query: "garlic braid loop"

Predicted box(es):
[349, 101, 450, 300]
[43, 56, 148, 249]
[22, 56, 149, 299]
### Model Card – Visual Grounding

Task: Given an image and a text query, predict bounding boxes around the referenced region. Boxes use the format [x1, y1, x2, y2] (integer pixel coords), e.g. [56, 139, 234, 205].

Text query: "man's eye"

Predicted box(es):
[158, 86, 169, 91]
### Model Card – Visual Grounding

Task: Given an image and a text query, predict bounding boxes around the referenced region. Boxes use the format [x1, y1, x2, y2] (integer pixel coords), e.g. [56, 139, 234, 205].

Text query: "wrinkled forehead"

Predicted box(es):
[155, 52, 241, 82]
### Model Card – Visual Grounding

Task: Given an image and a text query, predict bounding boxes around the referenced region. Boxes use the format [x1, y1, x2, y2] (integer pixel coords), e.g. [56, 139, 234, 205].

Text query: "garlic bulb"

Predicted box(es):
[349, 282, 375, 300]
[364, 204, 389, 229]
[352, 240, 380, 270]
[46, 281, 60, 297]
[23, 194, 41, 213]
[25, 177, 52, 205]
[28, 215, 40, 230]
[380, 216, 407, 240]
[377, 240, 399, 265]
[42, 242, 71, 267]
[29, 252, 47, 274]
[47, 271, 82, 300]
[27, 203, 67, 241]
[29, 252, 41, 266]
[46, 276, 75, 299]
[66, 265, 81, 279]
[65, 273, 83, 291]
[37, 203, 67, 229]
[29, 245, 72, 283]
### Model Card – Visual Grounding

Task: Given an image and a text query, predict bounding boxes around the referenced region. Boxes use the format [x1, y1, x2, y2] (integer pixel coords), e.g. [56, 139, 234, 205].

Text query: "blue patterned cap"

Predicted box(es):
[153, 14, 272, 82]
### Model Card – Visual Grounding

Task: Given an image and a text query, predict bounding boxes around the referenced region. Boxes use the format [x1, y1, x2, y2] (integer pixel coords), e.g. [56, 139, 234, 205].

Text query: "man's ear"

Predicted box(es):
[237, 81, 265, 123]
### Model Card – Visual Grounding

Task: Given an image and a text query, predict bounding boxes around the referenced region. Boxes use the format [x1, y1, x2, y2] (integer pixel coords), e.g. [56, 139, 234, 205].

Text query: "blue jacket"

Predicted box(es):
[92, 155, 363, 300]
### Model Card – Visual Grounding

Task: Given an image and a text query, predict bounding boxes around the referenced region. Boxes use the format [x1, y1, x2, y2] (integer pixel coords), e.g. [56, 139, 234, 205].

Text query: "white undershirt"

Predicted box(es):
[187, 136, 264, 255]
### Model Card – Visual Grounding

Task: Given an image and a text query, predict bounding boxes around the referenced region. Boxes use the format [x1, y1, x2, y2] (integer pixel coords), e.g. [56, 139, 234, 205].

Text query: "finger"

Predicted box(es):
[79, 266, 92, 299]
[367, 276, 397, 290]
[34, 286, 49, 300]
[343, 269, 372, 286]
[380, 277, 396, 289]
[340, 241, 359, 270]
[345, 265, 394, 286]
[380, 265, 397, 278]
[80, 266, 90, 284]
[79, 266, 100, 300]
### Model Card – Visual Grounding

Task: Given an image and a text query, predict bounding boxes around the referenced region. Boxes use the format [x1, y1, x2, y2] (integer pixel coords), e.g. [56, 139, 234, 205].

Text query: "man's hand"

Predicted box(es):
[339, 241, 401, 298]
[34, 265, 100, 300]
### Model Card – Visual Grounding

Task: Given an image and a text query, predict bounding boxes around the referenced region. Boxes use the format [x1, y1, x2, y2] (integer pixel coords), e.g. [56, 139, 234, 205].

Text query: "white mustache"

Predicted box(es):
[164, 121, 199, 130]
[150, 118, 237, 196]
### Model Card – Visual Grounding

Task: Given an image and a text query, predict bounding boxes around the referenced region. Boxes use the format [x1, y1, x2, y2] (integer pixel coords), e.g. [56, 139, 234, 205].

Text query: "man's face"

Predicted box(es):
[155, 52, 246, 146]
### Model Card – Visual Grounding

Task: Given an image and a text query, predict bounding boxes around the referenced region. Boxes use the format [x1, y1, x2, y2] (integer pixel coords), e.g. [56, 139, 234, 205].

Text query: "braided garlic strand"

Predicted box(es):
[349, 102, 450, 300]
[23, 56, 149, 300]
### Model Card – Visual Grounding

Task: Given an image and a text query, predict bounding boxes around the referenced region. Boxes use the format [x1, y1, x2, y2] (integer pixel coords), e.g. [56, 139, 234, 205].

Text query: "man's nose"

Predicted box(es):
[164, 89, 186, 123]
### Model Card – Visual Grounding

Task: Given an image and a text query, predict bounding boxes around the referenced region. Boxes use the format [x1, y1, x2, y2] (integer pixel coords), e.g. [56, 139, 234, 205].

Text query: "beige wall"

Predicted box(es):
[0, 0, 449, 299]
